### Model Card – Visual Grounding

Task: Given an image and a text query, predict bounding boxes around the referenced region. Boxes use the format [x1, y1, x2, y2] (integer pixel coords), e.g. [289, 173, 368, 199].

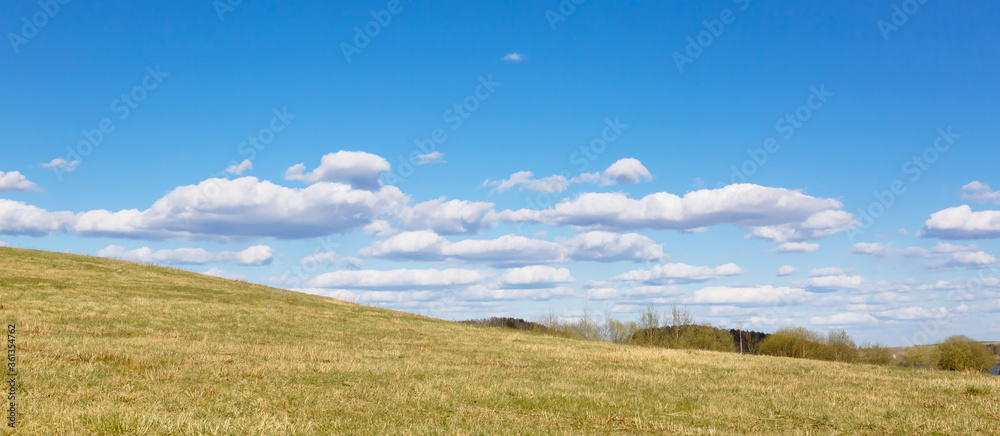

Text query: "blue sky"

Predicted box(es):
[2, 1, 999, 345]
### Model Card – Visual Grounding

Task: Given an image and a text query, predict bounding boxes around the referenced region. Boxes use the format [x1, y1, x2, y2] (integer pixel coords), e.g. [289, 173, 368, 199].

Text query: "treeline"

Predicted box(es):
[463, 305, 999, 374]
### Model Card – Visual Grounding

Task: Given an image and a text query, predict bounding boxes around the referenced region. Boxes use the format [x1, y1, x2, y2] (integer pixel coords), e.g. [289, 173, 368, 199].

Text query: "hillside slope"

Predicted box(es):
[2, 247, 998, 435]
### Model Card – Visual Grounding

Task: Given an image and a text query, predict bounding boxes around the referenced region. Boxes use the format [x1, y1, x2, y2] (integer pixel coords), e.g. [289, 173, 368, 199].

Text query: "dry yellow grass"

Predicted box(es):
[2, 247, 998, 434]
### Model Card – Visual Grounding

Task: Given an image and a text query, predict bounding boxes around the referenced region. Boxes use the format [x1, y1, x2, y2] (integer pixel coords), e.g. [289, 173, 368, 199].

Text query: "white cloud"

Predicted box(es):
[359, 230, 662, 266]
[502, 53, 524, 62]
[774, 242, 819, 253]
[482, 159, 652, 194]
[947, 251, 998, 269]
[40, 158, 79, 173]
[97, 244, 274, 266]
[394, 198, 497, 235]
[298, 251, 338, 266]
[363, 220, 397, 237]
[562, 231, 663, 262]
[72, 177, 407, 241]
[614, 262, 744, 285]
[874, 306, 948, 320]
[808, 267, 852, 277]
[0, 241, 7, 247]
[776, 265, 798, 276]
[414, 152, 445, 165]
[0, 171, 39, 193]
[601, 158, 652, 186]
[224, 159, 253, 175]
[686, 285, 811, 305]
[921, 205, 1000, 239]
[810, 313, 879, 326]
[202, 267, 247, 281]
[483, 171, 570, 194]
[852, 242, 890, 256]
[308, 268, 491, 290]
[960, 181, 1000, 204]
[931, 242, 980, 253]
[0, 199, 75, 236]
[463, 286, 574, 301]
[791, 274, 865, 291]
[497, 184, 854, 240]
[284, 150, 390, 190]
[498, 266, 574, 288]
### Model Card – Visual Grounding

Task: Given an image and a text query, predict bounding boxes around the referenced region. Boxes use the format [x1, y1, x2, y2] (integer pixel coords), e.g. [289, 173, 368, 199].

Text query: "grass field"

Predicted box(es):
[2, 247, 999, 435]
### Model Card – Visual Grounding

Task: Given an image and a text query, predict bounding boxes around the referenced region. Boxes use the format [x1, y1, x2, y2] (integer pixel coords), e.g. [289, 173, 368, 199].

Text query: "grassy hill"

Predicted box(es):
[2, 247, 998, 435]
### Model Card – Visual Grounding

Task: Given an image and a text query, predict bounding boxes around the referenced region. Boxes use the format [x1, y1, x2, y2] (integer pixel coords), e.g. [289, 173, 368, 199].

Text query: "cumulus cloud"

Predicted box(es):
[852, 242, 890, 256]
[202, 267, 247, 281]
[502, 53, 524, 62]
[359, 230, 662, 266]
[614, 262, 743, 285]
[0, 199, 75, 236]
[483, 171, 570, 194]
[482, 159, 652, 194]
[284, 150, 390, 190]
[463, 285, 573, 301]
[40, 158, 79, 173]
[946, 251, 998, 269]
[414, 152, 445, 165]
[776, 265, 798, 276]
[71, 177, 407, 241]
[810, 313, 879, 326]
[224, 159, 253, 176]
[874, 306, 948, 320]
[774, 242, 819, 253]
[496, 184, 854, 240]
[308, 268, 491, 290]
[298, 251, 339, 266]
[808, 267, 852, 277]
[932, 242, 980, 253]
[600, 158, 652, 186]
[791, 274, 865, 291]
[0, 171, 39, 193]
[97, 245, 274, 266]
[960, 181, 1000, 204]
[497, 266, 573, 288]
[394, 198, 497, 235]
[686, 285, 811, 305]
[921, 205, 1000, 239]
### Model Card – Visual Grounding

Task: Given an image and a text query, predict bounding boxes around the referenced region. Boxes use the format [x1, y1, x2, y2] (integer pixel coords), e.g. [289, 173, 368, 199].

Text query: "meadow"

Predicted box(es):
[2, 247, 998, 435]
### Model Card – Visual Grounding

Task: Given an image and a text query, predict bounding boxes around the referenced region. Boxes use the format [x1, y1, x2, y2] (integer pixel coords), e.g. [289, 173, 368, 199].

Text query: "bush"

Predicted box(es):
[859, 343, 895, 366]
[825, 329, 860, 363]
[897, 345, 939, 369]
[936, 336, 995, 372]
[758, 327, 831, 360]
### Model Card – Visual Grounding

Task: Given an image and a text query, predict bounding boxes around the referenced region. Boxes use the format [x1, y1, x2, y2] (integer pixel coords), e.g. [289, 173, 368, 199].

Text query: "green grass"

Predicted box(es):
[2, 247, 999, 434]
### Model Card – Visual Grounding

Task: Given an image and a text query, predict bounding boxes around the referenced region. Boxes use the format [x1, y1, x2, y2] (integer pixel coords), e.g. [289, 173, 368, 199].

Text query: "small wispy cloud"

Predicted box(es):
[41, 158, 80, 173]
[503, 53, 524, 62]
[415, 152, 445, 165]
[224, 159, 253, 175]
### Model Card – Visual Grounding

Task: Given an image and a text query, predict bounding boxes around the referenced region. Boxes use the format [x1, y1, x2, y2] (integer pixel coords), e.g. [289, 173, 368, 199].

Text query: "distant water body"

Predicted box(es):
[992, 364, 1000, 376]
